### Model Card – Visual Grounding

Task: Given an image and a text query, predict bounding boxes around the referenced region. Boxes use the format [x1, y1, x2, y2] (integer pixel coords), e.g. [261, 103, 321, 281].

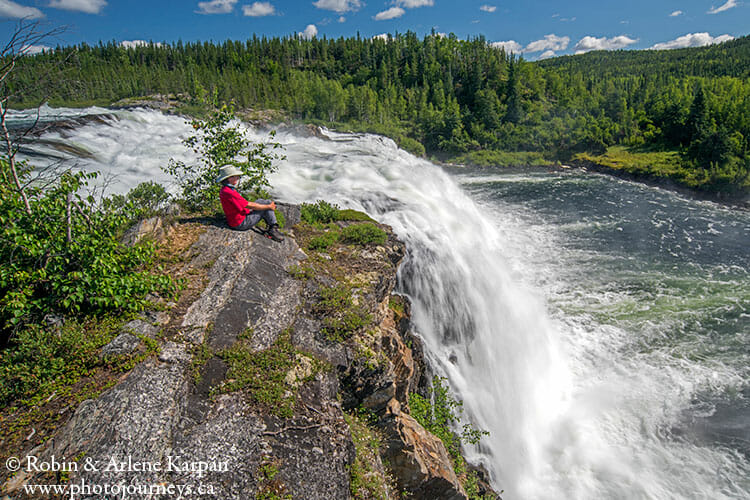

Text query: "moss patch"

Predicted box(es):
[338, 209, 376, 222]
[292, 212, 400, 348]
[313, 285, 372, 343]
[255, 457, 292, 500]
[214, 329, 325, 417]
[345, 410, 396, 500]
[190, 342, 215, 385]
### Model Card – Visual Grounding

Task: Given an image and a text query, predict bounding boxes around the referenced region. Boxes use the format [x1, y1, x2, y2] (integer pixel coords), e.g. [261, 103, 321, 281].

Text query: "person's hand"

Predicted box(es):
[268, 201, 277, 210]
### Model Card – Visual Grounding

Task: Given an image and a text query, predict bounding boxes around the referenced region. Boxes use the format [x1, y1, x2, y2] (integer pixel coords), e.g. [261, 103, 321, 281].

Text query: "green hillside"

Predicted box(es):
[538, 35, 750, 79]
[5, 32, 750, 195]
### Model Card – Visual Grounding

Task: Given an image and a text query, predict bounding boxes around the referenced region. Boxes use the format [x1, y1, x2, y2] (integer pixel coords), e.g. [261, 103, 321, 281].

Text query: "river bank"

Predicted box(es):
[21, 97, 747, 209]
[567, 154, 750, 210]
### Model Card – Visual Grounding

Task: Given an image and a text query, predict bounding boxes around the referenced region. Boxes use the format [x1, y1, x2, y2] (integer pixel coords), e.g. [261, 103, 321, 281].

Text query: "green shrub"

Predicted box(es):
[397, 135, 426, 157]
[307, 230, 341, 251]
[0, 318, 119, 407]
[0, 170, 178, 339]
[300, 200, 340, 224]
[341, 223, 387, 245]
[409, 377, 489, 474]
[124, 181, 171, 217]
[103, 181, 171, 222]
[164, 103, 284, 213]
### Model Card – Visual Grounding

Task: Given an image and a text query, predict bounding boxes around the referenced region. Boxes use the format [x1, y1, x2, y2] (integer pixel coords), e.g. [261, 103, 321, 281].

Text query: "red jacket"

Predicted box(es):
[219, 185, 250, 227]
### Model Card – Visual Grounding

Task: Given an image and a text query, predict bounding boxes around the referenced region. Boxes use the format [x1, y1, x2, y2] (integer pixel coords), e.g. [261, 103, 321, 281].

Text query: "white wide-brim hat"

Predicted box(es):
[216, 164, 244, 183]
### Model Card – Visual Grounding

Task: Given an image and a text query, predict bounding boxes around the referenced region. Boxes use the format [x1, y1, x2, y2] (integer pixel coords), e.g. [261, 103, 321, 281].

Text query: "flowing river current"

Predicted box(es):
[12, 106, 750, 499]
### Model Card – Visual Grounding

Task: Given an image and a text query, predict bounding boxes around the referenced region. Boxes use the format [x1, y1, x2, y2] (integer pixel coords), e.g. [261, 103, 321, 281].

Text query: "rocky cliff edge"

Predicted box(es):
[2, 205, 498, 500]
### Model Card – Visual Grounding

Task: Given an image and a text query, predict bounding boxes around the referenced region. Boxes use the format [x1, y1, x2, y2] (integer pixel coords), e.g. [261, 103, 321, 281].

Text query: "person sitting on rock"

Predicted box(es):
[216, 164, 284, 242]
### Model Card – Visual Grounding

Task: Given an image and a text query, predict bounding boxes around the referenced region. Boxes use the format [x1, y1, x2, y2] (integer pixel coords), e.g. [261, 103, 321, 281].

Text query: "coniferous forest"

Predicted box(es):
[8, 32, 750, 195]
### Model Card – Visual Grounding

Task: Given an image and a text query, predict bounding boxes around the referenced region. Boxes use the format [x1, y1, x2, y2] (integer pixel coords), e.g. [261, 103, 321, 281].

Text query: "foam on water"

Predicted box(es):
[15, 108, 750, 499]
[12, 107, 194, 193]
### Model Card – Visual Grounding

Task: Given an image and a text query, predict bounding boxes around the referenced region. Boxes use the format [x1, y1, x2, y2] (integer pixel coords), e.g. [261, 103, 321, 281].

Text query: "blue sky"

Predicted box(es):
[1, 0, 748, 60]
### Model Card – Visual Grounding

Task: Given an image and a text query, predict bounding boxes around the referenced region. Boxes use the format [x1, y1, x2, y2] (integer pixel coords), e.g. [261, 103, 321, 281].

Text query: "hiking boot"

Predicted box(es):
[267, 224, 284, 242]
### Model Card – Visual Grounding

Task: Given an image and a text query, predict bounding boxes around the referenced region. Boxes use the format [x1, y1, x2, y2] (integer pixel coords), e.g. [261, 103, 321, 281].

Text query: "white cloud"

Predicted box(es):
[490, 40, 523, 54]
[197, 0, 237, 14]
[708, 0, 737, 14]
[650, 32, 734, 50]
[243, 1, 274, 16]
[525, 34, 569, 53]
[313, 0, 361, 13]
[48, 0, 106, 14]
[538, 50, 556, 60]
[0, 0, 44, 18]
[373, 33, 390, 40]
[669, 10, 683, 17]
[397, 0, 433, 7]
[22, 44, 50, 54]
[120, 40, 163, 49]
[374, 6, 404, 20]
[479, 5, 496, 12]
[299, 24, 318, 39]
[574, 35, 638, 53]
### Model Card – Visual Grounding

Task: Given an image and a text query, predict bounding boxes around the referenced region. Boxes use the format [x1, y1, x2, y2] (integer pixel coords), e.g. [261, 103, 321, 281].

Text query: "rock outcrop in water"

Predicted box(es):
[2, 205, 495, 499]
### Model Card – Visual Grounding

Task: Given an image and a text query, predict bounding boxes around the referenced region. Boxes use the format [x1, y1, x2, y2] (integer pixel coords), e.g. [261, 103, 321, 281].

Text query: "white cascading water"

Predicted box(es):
[269, 128, 573, 498]
[14, 107, 750, 499]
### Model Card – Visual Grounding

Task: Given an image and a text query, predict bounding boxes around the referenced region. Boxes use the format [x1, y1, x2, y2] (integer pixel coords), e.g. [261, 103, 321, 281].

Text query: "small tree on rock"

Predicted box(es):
[164, 102, 284, 213]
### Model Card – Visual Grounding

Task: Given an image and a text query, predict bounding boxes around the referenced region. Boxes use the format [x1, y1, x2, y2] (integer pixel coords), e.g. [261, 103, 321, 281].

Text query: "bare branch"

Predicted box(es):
[0, 20, 68, 215]
[72, 200, 93, 227]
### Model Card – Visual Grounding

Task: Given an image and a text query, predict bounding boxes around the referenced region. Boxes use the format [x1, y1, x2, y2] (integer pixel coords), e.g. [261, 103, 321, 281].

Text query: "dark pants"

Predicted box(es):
[231, 199, 278, 231]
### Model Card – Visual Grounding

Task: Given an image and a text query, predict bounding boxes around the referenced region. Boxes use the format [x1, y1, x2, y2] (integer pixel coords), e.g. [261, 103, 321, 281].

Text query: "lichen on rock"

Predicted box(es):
[2, 204, 498, 500]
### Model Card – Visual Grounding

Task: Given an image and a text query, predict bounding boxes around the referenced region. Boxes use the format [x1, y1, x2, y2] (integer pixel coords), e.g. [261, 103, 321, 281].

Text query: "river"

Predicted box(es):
[12, 106, 750, 499]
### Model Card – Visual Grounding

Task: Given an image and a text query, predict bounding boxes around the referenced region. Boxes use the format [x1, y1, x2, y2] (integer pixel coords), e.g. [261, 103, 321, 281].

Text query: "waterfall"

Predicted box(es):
[13, 107, 750, 499]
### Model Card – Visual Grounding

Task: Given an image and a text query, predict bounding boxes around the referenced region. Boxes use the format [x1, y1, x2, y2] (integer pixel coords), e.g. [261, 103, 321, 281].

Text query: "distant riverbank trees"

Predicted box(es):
[7, 31, 750, 194]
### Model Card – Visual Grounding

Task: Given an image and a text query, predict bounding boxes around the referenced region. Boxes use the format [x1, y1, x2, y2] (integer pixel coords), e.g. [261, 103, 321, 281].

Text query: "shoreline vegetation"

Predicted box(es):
[42, 93, 750, 208]
[19, 94, 750, 209]
[8, 32, 748, 202]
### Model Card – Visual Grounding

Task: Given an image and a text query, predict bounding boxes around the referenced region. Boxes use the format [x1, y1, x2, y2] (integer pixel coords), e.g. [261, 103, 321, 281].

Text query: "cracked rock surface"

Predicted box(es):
[3, 205, 482, 500]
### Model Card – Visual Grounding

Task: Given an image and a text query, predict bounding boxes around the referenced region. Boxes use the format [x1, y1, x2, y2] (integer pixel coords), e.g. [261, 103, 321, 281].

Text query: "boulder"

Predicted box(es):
[121, 216, 170, 246]
[379, 400, 466, 500]
[99, 332, 140, 357]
